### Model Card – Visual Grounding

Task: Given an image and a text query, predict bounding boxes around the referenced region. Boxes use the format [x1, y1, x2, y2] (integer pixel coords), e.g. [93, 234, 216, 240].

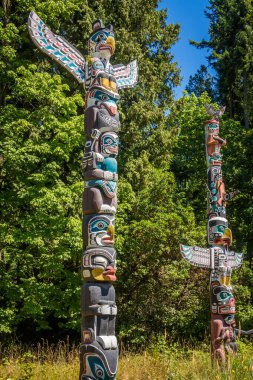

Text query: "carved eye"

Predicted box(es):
[96, 33, 105, 42]
[100, 94, 109, 101]
[97, 222, 106, 229]
[94, 364, 105, 378]
[217, 225, 225, 233]
[91, 218, 109, 233]
[220, 291, 230, 300]
[105, 138, 113, 145]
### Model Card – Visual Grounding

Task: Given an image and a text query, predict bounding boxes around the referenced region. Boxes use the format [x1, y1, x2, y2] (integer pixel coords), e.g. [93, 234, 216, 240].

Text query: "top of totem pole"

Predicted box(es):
[88, 19, 115, 58]
[28, 11, 138, 89]
[205, 103, 226, 120]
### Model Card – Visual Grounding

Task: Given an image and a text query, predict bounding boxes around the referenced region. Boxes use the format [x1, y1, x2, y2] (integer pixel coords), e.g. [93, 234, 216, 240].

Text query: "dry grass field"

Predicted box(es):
[0, 341, 252, 380]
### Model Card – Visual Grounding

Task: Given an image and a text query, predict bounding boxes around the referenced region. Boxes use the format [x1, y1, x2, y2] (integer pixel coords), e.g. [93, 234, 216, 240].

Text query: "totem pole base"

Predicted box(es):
[211, 314, 238, 364]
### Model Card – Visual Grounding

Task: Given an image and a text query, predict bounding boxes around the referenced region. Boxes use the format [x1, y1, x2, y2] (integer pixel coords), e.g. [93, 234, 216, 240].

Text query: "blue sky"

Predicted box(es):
[159, 0, 211, 98]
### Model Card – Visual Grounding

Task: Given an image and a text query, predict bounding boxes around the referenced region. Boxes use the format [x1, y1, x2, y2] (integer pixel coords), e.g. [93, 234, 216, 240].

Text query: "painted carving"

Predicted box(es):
[28, 12, 138, 379]
[180, 104, 243, 363]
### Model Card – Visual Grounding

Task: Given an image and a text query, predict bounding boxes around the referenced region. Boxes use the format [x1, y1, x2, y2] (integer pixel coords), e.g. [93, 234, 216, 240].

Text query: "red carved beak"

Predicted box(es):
[103, 266, 117, 281]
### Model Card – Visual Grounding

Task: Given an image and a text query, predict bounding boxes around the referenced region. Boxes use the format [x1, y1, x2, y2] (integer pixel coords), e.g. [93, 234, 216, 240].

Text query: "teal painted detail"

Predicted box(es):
[96, 157, 117, 173]
[87, 356, 115, 380]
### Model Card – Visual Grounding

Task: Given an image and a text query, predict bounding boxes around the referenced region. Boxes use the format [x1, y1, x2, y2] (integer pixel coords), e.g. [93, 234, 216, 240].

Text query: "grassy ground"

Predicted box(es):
[0, 341, 252, 380]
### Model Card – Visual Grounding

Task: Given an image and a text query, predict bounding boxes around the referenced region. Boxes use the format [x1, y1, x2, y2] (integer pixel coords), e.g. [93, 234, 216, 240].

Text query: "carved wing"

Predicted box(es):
[113, 60, 138, 90]
[227, 251, 243, 269]
[28, 11, 85, 83]
[180, 244, 211, 268]
[205, 103, 226, 119]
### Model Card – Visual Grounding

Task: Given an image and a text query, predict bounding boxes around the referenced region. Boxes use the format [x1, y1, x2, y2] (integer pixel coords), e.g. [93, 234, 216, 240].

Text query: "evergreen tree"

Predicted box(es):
[192, 0, 253, 128]
[185, 64, 217, 101]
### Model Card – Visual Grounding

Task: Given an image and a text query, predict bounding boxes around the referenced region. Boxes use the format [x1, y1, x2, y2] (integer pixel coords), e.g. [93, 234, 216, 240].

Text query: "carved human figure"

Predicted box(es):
[205, 119, 226, 167]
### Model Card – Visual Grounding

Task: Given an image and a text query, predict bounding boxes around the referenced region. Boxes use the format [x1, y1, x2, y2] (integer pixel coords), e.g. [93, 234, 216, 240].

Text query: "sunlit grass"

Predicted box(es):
[0, 341, 252, 380]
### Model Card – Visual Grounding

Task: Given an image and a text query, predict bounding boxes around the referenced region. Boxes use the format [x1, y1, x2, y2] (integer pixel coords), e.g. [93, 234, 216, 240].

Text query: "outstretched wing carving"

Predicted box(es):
[28, 11, 85, 83]
[113, 60, 138, 90]
[180, 244, 211, 268]
[180, 244, 243, 270]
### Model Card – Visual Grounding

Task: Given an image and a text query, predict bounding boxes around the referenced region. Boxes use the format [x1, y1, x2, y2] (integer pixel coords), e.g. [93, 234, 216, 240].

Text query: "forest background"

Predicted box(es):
[0, 0, 253, 351]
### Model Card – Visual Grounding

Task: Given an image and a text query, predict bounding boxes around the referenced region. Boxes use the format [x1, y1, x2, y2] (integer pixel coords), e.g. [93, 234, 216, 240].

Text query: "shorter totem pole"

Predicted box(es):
[180, 104, 243, 362]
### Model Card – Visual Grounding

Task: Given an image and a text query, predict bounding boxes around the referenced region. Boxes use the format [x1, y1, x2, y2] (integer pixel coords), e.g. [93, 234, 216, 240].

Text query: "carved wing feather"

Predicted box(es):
[113, 60, 138, 90]
[227, 251, 243, 269]
[180, 244, 211, 268]
[28, 11, 85, 83]
[205, 103, 226, 119]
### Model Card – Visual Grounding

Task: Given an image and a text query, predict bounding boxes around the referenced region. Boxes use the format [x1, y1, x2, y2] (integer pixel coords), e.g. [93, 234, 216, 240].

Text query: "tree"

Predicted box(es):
[191, 0, 253, 128]
[185, 64, 218, 101]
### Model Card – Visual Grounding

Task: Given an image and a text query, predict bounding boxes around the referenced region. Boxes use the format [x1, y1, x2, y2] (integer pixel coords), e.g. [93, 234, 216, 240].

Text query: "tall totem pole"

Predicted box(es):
[180, 104, 243, 362]
[28, 12, 138, 379]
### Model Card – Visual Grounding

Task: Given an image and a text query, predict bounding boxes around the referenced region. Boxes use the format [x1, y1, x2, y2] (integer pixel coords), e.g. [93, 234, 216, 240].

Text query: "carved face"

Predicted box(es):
[211, 285, 235, 314]
[208, 217, 232, 246]
[100, 133, 119, 157]
[205, 120, 220, 135]
[83, 214, 115, 248]
[86, 88, 120, 116]
[209, 152, 223, 166]
[82, 248, 117, 282]
[88, 24, 115, 59]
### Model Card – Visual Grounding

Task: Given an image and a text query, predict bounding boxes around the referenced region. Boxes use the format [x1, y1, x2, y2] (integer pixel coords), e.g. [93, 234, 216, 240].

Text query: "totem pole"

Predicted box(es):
[28, 12, 138, 379]
[180, 104, 243, 363]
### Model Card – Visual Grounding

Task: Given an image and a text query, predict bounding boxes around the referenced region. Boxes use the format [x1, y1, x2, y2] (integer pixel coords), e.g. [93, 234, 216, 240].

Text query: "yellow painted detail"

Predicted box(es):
[92, 268, 108, 281]
[107, 223, 115, 240]
[224, 228, 232, 245]
[106, 36, 115, 53]
[102, 77, 109, 87]
[110, 81, 116, 90]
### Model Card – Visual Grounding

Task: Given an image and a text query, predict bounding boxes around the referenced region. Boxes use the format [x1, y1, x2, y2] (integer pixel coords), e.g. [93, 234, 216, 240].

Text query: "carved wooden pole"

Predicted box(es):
[180, 104, 243, 363]
[28, 12, 137, 379]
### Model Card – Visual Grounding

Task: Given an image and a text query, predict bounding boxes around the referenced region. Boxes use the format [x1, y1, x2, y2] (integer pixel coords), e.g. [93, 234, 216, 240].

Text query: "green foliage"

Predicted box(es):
[116, 95, 211, 346]
[0, 65, 84, 335]
[186, 65, 218, 101]
[170, 92, 211, 222]
[193, 0, 253, 128]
